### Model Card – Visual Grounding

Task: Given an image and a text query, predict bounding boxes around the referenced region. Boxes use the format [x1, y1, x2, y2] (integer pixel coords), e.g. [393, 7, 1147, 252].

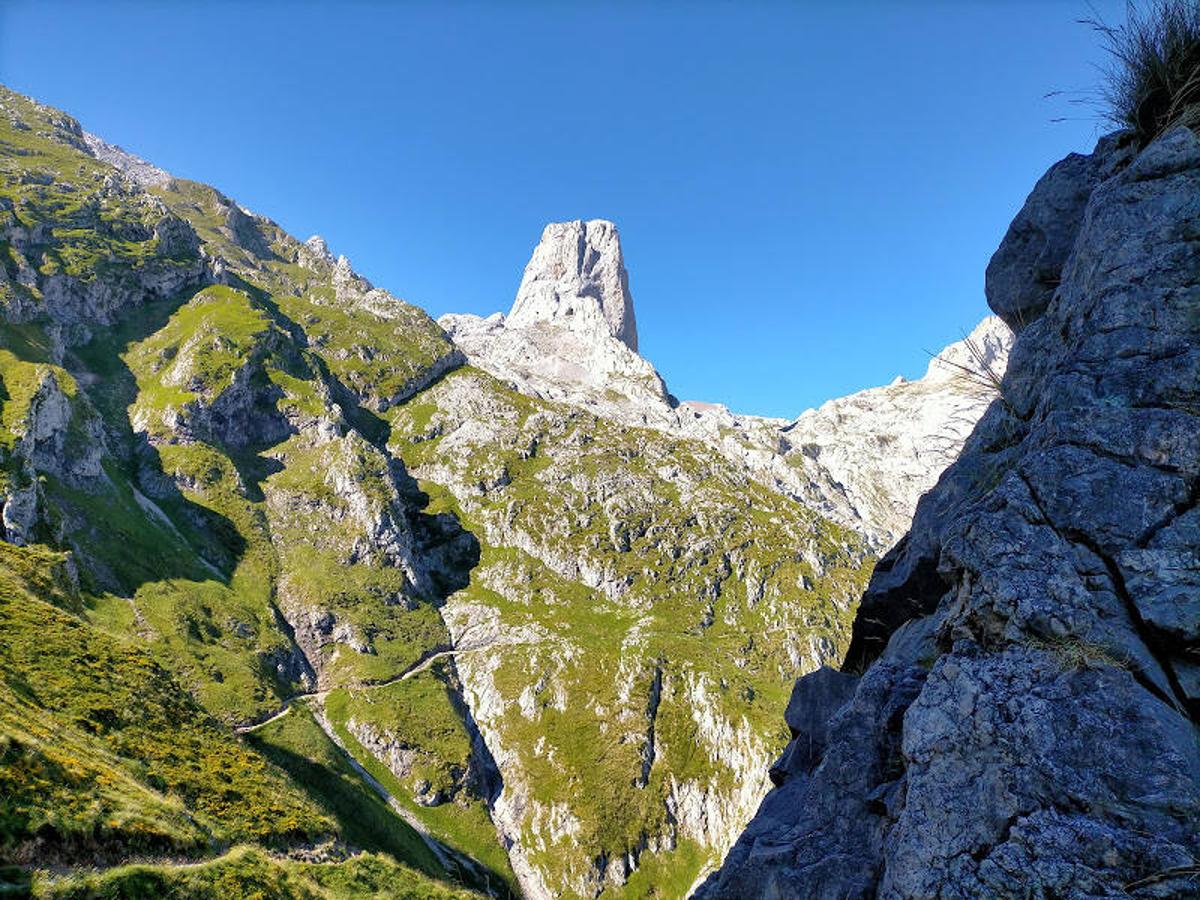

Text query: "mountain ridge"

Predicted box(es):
[440, 217, 1011, 551]
[0, 81, 1008, 898]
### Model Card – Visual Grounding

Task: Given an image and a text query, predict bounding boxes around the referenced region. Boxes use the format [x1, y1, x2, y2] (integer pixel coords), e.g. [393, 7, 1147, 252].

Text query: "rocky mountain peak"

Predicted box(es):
[923, 314, 1011, 384]
[302, 234, 335, 265]
[507, 218, 639, 352]
[81, 131, 172, 188]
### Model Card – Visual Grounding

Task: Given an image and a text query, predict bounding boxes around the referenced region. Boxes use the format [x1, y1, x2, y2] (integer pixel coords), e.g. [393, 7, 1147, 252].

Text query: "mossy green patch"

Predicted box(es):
[324, 688, 517, 894]
[0, 544, 332, 862]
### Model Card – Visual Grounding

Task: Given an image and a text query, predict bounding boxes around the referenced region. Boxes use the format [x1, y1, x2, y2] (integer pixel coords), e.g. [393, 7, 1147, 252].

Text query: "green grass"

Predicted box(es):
[0, 82, 875, 896]
[0, 87, 199, 304]
[612, 838, 709, 899]
[32, 845, 482, 899]
[323, 689, 517, 894]
[382, 368, 872, 893]
[333, 671, 474, 807]
[275, 547, 449, 685]
[1091, 0, 1200, 144]
[123, 285, 276, 425]
[0, 85, 485, 890]
[0, 544, 333, 864]
[245, 701, 443, 877]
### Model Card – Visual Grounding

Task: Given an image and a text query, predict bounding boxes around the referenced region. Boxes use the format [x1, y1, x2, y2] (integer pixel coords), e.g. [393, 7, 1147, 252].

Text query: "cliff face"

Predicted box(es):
[702, 127, 1200, 898]
[507, 219, 639, 352]
[443, 221, 1013, 552]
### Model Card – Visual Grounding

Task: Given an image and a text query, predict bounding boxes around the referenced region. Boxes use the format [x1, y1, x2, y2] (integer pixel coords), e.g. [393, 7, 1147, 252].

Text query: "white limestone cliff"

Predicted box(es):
[440, 219, 1013, 551]
[779, 315, 1013, 548]
[439, 219, 673, 424]
[509, 219, 638, 350]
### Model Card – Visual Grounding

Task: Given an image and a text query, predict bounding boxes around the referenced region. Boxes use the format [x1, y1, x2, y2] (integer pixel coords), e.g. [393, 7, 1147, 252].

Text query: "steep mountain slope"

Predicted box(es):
[0, 85, 874, 898]
[0, 80, 1014, 900]
[701, 128, 1200, 897]
[779, 315, 1011, 546]
[385, 366, 869, 896]
[442, 223, 1012, 552]
[0, 85, 493, 897]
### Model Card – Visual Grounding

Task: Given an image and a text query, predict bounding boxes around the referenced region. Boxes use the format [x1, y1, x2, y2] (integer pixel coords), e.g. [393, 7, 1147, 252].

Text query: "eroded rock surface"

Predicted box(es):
[444, 220, 1013, 551]
[702, 127, 1200, 899]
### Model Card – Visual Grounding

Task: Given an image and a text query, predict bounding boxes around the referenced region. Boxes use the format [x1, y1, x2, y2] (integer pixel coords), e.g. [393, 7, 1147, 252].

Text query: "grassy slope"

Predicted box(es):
[385, 367, 873, 893]
[0, 85, 492, 893]
[0, 543, 332, 864]
[32, 846, 479, 900]
[245, 700, 441, 875]
[0, 83, 874, 897]
[324, 683, 519, 894]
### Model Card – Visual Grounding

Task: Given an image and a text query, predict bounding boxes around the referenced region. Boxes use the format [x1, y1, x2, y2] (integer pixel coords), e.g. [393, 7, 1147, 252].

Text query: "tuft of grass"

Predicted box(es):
[1089, 0, 1200, 144]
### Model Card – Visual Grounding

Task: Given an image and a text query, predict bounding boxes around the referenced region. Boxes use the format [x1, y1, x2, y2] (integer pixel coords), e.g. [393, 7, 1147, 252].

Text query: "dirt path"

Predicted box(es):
[234, 640, 503, 735]
[233, 690, 325, 734]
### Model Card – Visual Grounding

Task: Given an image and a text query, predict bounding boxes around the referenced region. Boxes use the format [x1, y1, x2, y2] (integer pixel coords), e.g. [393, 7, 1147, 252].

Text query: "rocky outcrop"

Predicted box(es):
[444, 220, 1013, 551]
[81, 132, 173, 188]
[508, 219, 638, 351]
[0, 365, 105, 545]
[440, 308, 671, 424]
[701, 127, 1200, 898]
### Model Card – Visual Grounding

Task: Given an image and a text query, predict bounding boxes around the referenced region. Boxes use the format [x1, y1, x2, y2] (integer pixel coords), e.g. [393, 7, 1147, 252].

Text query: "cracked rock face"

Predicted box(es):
[508, 219, 638, 351]
[702, 127, 1200, 899]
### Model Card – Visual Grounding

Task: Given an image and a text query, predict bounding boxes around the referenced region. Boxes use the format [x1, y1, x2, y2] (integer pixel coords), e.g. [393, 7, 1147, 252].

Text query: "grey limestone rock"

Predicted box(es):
[703, 126, 1200, 899]
[985, 133, 1135, 331]
[508, 219, 638, 351]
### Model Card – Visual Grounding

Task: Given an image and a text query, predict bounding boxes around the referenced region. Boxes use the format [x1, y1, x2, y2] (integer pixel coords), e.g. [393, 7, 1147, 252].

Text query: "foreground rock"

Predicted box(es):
[701, 127, 1200, 898]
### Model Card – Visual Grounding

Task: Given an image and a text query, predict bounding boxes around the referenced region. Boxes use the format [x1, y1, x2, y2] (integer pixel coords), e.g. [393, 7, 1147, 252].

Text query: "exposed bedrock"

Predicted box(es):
[702, 126, 1200, 899]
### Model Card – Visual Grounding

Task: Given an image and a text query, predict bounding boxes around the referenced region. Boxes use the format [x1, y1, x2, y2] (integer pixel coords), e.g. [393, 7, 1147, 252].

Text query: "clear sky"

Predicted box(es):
[1, 1, 1130, 417]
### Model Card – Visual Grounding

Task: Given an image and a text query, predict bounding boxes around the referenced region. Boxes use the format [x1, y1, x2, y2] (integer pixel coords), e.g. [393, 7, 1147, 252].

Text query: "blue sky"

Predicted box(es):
[1, 1, 1129, 417]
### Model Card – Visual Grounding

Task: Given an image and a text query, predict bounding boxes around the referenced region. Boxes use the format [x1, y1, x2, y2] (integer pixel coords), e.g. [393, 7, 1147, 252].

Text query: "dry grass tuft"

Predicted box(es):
[1088, 0, 1200, 144]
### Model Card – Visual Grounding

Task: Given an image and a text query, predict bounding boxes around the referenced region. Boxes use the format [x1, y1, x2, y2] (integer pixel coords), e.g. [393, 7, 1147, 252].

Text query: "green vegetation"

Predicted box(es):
[0, 544, 333, 862]
[0, 88, 199, 313]
[324, 686, 518, 894]
[33, 845, 481, 899]
[245, 701, 441, 876]
[0, 85, 484, 895]
[124, 284, 276, 421]
[149, 177, 455, 412]
[0, 82, 875, 896]
[385, 367, 872, 893]
[1092, 0, 1200, 144]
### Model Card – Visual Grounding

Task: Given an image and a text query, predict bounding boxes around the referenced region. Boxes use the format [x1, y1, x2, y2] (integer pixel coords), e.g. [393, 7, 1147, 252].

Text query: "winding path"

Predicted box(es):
[233, 638, 526, 734]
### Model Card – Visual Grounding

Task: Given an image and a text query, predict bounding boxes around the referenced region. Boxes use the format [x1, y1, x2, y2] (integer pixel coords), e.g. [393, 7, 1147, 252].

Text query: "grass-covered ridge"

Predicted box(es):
[0, 87, 201, 315]
[31, 845, 481, 899]
[0, 83, 496, 894]
[0, 543, 333, 864]
[0, 80, 876, 897]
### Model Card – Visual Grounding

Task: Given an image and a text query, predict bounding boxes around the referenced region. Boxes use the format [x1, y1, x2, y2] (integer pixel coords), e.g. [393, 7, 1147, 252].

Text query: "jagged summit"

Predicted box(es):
[438, 218, 670, 422]
[507, 218, 638, 351]
[439, 215, 1013, 550]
